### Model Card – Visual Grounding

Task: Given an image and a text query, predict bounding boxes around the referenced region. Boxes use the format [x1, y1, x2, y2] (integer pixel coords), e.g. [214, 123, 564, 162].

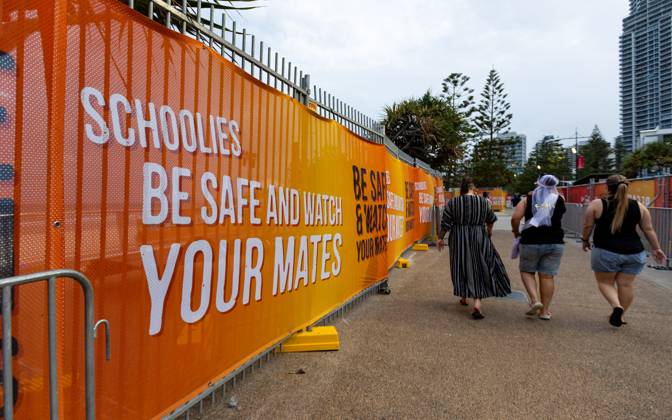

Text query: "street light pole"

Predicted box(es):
[550, 133, 592, 180]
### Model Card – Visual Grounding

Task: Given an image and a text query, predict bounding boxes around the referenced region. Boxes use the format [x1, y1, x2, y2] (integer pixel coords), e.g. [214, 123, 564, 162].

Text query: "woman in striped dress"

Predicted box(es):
[438, 177, 511, 319]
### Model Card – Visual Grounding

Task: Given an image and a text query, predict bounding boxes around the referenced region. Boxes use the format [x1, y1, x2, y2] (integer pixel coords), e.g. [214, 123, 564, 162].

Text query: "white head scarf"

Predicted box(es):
[529, 174, 560, 228]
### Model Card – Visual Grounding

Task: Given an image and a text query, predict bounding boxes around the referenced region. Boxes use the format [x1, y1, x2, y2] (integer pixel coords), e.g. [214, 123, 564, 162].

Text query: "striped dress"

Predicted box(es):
[441, 195, 511, 299]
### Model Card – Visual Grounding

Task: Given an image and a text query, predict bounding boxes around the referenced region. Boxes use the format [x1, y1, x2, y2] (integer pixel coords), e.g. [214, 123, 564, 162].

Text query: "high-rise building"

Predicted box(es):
[497, 132, 526, 174]
[620, 0, 672, 151]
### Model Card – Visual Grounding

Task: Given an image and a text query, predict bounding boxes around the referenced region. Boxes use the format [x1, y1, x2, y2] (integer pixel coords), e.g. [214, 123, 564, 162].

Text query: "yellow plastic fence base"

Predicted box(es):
[412, 243, 429, 251]
[397, 258, 411, 268]
[279, 326, 340, 353]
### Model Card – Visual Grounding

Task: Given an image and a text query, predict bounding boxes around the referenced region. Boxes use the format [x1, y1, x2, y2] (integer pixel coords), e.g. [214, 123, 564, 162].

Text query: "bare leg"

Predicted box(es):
[615, 273, 636, 321]
[595, 272, 621, 308]
[473, 298, 482, 311]
[538, 274, 555, 316]
[520, 272, 540, 304]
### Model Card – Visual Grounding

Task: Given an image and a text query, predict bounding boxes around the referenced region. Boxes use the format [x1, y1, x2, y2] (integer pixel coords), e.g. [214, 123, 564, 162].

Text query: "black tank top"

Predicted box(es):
[520, 194, 566, 244]
[593, 198, 643, 254]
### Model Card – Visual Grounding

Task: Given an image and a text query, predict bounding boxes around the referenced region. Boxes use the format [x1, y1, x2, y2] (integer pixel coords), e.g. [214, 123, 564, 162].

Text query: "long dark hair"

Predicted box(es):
[606, 174, 629, 234]
[460, 177, 475, 195]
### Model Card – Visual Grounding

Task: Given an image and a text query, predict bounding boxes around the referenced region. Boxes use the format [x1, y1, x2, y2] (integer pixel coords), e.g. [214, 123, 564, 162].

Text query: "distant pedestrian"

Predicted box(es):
[582, 175, 667, 327]
[438, 177, 511, 319]
[511, 174, 566, 320]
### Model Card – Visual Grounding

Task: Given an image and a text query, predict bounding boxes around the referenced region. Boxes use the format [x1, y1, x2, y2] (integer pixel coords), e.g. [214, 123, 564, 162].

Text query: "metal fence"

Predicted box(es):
[0, 270, 110, 420]
[124, 0, 443, 177]
[562, 203, 584, 238]
[650, 208, 672, 267]
[563, 203, 672, 267]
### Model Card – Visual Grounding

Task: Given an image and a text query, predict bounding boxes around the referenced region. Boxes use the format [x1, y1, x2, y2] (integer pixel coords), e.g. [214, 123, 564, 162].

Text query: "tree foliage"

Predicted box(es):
[513, 136, 570, 193]
[468, 138, 515, 187]
[622, 139, 672, 177]
[577, 125, 614, 178]
[441, 73, 476, 132]
[474, 69, 513, 142]
[467, 68, 514, 187]
[383, 91, 463, 171]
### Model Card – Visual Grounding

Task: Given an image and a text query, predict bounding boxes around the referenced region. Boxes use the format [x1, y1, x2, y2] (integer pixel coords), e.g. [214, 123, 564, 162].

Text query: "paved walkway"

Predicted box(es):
[202, 213, 672, 419]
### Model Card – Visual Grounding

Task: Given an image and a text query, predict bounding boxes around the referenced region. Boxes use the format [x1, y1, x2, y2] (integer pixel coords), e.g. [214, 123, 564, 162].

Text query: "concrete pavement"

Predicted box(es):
[201, 213, 672, 419]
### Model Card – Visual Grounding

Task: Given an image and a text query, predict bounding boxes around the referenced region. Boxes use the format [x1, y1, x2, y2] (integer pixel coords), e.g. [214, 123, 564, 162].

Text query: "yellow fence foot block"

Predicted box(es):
[397, 258, 411, 268]
[279, 326, 340, 353]
[412, 243, 429, 251]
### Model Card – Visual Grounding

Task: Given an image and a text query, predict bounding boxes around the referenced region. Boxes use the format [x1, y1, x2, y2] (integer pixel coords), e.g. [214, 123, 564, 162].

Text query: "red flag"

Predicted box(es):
[576, 154, 585, 170]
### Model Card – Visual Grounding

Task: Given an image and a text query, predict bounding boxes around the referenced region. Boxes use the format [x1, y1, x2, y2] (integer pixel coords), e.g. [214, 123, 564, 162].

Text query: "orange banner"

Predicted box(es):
[0, 1, 442, 418]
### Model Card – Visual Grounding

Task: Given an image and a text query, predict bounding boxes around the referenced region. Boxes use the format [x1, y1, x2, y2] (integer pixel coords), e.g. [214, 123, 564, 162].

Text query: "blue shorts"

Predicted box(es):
[519, 244, 564, 276]
[591, 247, 647, 275]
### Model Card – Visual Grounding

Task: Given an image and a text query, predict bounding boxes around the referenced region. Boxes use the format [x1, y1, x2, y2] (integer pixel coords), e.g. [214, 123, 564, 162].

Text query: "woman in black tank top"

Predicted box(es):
[582, 175, 666, 327]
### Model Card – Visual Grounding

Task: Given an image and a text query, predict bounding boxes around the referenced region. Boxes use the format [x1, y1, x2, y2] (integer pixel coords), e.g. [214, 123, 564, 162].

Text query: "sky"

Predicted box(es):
[232, 0, 630, 152]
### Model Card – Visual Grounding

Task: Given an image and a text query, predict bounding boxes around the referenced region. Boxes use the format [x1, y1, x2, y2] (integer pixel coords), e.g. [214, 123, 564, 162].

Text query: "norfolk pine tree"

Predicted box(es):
[469, 69, 514, 187]
[441, 73, 477, 186]
[577, 125, 614, 179]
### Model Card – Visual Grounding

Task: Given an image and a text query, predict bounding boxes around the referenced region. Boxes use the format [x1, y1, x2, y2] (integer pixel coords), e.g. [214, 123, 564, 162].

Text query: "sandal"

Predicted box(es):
[526, 302, 543, 316]
[459, 298, 469, 306]
[471, 308, 484, 320]
[538, 313, 552, 320]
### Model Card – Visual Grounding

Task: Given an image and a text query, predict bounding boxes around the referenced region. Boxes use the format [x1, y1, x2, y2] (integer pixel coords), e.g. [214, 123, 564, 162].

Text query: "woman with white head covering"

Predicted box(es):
[510, 174, 566, 320]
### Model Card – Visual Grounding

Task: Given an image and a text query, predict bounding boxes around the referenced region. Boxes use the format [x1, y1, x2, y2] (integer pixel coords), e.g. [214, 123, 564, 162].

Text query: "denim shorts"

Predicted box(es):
[591, 247, 647, 275]
[519, 244, 565, 276]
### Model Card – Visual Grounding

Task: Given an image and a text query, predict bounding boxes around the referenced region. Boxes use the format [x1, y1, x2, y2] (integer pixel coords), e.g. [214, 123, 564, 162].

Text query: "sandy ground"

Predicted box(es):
[199, 213, 672, 419]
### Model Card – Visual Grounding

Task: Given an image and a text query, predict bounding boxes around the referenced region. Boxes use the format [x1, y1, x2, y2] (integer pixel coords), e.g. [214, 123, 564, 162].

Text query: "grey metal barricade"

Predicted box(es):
[0, 269, 110, 420]
[649, 207, 672, 267]
[562, 203, 585, 237]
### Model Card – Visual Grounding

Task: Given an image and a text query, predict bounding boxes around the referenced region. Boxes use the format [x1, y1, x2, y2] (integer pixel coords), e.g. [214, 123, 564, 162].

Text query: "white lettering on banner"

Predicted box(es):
[80, 86, 243, 157]
[320, 234, 332, 280]
[215, 239, 240, 314]
[418, 192, 433, 205]
[81, 86, 108, 144]
[110, 93, 135, 146]
[303, 192, 343, 226]
[86, 83, 357, 335]
[135, 99, 161, 149]
[181, 240, 212, 324]
[414, 181, 427, 191]
[142, 244, 180, 336]
[273, 236, 295, 295]
[242, 238, 264, 305]
[140, 233, 344, 335]
[419, 207, 433, 223]
[143, 162, 169, 225]
[387, 214, 404, 242]
[171, 167, 191, 225]
[387, 191, 404, 212]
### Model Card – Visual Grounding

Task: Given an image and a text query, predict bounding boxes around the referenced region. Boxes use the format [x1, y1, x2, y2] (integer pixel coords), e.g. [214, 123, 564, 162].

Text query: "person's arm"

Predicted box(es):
[437, 204, 452, 251]
[486, 222, 494, 238]
[581, 199, 600, 251]
[638, 203, 667, 264]
[510, 197, 526, 238]
[484, 198, 497, 238]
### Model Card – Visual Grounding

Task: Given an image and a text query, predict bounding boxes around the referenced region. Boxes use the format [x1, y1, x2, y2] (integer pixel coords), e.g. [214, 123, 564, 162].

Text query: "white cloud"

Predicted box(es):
[235, 0, 629, 147]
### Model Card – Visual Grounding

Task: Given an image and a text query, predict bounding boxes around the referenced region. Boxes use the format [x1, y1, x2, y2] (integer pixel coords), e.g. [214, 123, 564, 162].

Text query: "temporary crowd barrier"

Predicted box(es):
[557, 176, 671, 208]
[0, 1, 443, 418]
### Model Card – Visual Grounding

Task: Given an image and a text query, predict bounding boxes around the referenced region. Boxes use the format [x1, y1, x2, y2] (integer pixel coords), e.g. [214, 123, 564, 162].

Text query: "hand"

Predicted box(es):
[652, 249, 667, 264]
[437, 239, 445, 252]
[582, 240, 592, 252]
